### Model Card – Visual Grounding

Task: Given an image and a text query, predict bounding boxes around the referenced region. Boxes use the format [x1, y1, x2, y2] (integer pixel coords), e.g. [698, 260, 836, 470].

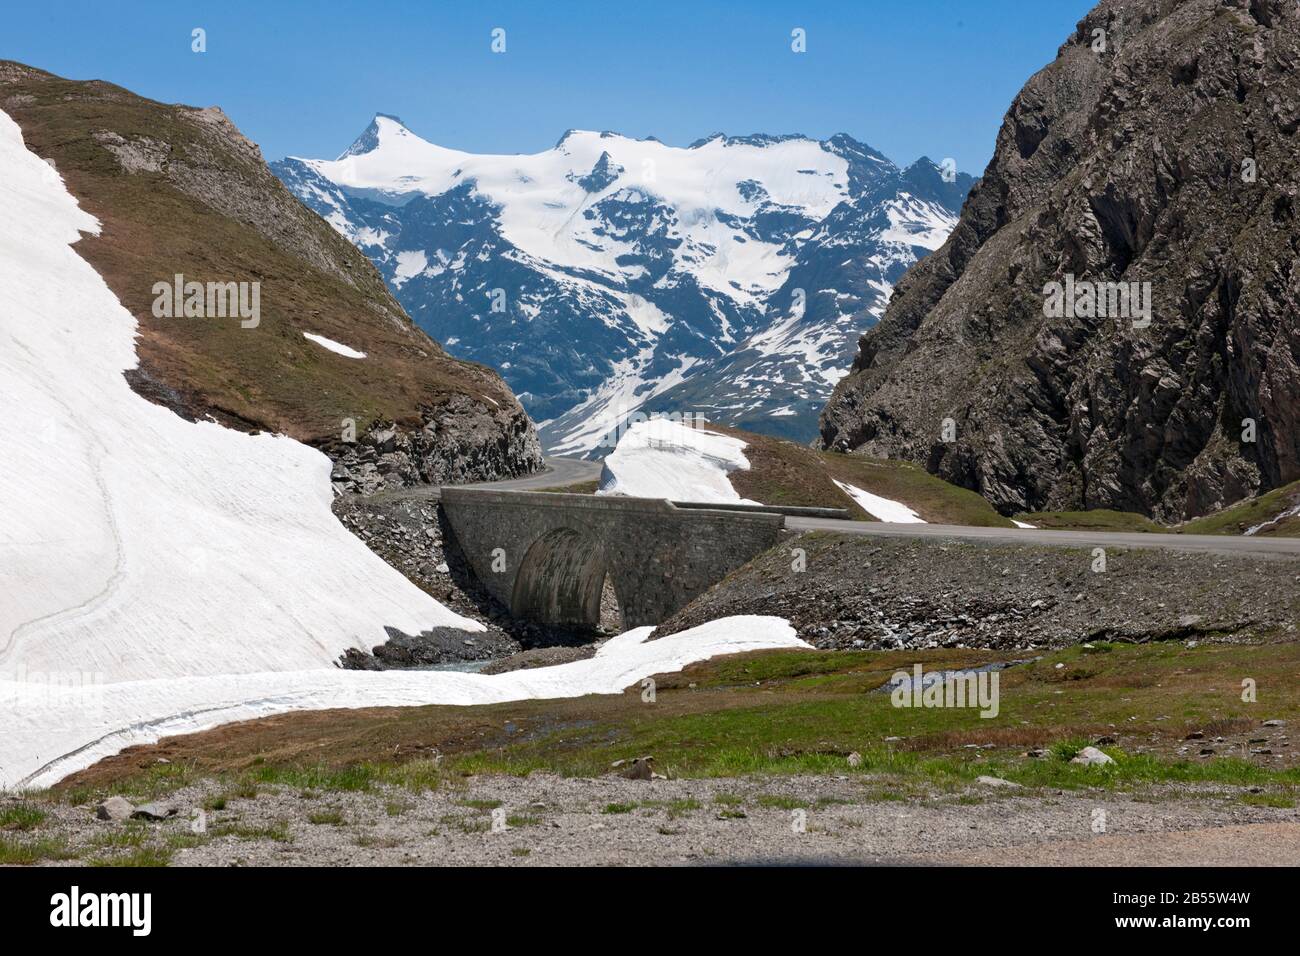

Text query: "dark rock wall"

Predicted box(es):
[819, 0, 1300, 521]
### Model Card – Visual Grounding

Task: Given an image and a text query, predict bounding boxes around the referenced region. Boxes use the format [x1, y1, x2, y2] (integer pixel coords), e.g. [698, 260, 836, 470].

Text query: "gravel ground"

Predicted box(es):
[21, 773, 1299, 867]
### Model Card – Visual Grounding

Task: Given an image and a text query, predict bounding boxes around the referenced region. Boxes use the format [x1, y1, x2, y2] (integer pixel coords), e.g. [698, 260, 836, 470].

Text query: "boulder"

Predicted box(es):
[1070, 746, 1116, 767]
[95, 796, 134, 821]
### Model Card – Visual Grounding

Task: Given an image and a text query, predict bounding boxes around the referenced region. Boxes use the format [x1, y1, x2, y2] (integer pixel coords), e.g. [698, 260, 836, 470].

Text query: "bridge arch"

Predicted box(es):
[511, 527, 619, 626]
[439, 489, 784, 627]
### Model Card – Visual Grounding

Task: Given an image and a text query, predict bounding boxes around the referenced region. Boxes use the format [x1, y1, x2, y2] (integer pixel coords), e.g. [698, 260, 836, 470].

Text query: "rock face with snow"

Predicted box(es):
[819, 0, 1300, 522]
[273, 120, 972, 453]
[0, 62, 542, 494]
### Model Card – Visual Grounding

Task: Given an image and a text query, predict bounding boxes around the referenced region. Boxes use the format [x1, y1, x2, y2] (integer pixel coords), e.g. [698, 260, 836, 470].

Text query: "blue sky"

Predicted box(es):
[2, 0, 1094, 173]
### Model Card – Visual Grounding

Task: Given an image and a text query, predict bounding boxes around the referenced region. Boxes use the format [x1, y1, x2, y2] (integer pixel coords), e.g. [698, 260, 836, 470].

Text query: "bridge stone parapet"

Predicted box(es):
[439, 489, 784, 627]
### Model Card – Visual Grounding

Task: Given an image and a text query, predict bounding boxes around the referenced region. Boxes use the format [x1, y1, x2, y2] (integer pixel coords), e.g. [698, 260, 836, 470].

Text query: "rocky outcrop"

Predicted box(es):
[1, 61, 543, 487]
[819, 0, 1300, 521]
[328, 396, 541, 495]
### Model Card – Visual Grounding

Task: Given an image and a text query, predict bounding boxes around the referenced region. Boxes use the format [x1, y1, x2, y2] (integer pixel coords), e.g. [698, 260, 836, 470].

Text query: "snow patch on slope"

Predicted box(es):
[303, 331, 367, 359]
[832, 479, 925, 523]
[7, 616, 808, 789]
[0, 107, 476, 694]
[598, 418, 756, 504]
[879, 194, 958, 250]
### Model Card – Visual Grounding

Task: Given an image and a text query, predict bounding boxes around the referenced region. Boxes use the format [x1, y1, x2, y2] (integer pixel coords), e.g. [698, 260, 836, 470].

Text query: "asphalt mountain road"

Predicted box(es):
[457, 456, 603, 492]
[393, 457, 1300, 558]
[785, 517, 1300, 558]
[479, 459, 1300, 558]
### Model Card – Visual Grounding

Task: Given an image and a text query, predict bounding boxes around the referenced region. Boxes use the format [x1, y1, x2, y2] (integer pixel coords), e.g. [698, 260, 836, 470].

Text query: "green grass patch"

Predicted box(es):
[451, 817, 491, 834]
[1015, 509, 1165, 532]
[0, 803, 47, 831]
[755, 794, 811, 810]
[51, 641, 1300, 810]
[246, 763, 377, 793]
[307, 810, 346, 826]
[90, 846, 174, 867]
[535, 480, 600, 495]
[697, 422, 1012, 525]
[666, 798, 701, 818]
[1240, 792, 1296, 809]
[821, 453, 1014, 527]
[354, 834, 403, 849]
[211, 819, 292, 843]
[166, 832, 208, 851]
[454, 798, 502, 811]
[0, 834, 77, 864]
[92, 824, 150, 850]
[377, 758, 445, 792]
[430, 641, 1300, 792]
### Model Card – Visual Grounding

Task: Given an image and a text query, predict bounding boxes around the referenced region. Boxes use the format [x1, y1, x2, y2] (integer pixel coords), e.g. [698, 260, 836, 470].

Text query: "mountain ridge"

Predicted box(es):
[273, 116, 974, 453]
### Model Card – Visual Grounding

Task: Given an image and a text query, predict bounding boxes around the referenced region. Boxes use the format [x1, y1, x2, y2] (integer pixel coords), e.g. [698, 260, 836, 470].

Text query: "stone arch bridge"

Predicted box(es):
[440, 489, 786, 627]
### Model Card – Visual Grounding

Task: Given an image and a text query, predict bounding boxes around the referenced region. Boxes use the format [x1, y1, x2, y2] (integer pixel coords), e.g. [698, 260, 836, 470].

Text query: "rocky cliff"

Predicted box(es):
[819, 0, 1300, 521]
[0, 62, 542, 491]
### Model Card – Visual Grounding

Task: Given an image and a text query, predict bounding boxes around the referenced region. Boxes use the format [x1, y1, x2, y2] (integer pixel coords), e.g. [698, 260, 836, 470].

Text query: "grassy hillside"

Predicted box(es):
[1013, 510, 1166, 533]
[0, 61, 531, 456]
[1013, 482, 1300, 537]
[703, 424, 1015, 526]
[1181, 480, 1300, 537]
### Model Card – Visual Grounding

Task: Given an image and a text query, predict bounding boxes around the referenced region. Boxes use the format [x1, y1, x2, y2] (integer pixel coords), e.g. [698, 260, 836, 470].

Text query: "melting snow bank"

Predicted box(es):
[832, 480, 925, 523]
[3, 616, 806, 789]
[0, 108, 480, 685]
[1012, 520, 1037, 529]
[598, 418, 757, 504]
[303, 331, 367, 359]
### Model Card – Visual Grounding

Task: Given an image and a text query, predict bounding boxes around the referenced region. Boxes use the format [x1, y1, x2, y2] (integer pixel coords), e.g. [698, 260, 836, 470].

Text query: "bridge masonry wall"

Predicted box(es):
[439, 489, 785, 627]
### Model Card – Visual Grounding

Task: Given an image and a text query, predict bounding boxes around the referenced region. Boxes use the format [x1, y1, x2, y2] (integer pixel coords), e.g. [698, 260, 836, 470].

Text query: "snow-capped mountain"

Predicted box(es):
[273, 117, 973, 454]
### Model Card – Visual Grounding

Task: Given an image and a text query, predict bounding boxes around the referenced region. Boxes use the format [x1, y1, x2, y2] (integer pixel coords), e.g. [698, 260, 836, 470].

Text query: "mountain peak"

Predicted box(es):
[338, 113, 411, 160]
